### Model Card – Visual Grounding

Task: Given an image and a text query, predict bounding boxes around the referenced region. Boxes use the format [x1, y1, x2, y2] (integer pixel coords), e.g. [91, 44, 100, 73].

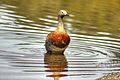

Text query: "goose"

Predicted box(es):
[45, 10, 70, 54]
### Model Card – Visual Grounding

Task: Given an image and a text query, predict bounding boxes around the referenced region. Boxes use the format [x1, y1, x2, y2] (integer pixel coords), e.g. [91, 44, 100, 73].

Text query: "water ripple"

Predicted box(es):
[0, 1, 120, 80]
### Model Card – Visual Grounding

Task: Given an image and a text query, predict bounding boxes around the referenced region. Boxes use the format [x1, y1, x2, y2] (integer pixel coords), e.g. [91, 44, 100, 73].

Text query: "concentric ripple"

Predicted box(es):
[0, 1, 120, 80]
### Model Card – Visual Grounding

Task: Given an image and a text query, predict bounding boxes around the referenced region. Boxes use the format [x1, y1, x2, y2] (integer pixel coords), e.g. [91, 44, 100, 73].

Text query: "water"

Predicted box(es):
[0, 0, 120, 80]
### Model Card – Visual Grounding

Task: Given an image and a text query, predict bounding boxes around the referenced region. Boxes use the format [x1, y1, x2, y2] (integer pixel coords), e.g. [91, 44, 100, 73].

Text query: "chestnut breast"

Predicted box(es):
[47, 32, 70, 48]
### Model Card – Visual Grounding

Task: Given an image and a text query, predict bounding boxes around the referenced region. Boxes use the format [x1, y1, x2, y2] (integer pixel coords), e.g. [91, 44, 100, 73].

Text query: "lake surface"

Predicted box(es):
[0, 0, 120, 80]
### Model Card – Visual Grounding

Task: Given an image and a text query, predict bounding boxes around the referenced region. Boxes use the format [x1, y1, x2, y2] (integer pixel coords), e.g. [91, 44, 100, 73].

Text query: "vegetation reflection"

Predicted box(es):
[0, 0, 120, 37]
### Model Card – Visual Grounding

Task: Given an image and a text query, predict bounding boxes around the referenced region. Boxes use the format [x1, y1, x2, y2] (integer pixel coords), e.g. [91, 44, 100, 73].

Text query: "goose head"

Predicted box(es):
[58, 10, 69, 18]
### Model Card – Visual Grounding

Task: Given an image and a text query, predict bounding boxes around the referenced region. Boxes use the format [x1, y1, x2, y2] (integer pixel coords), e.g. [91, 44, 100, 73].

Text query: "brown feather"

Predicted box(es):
[47, 32, 70, 48]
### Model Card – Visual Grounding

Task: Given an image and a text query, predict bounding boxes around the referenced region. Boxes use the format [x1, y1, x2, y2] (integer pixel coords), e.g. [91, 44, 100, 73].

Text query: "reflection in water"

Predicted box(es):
[44, 53, 68, 80]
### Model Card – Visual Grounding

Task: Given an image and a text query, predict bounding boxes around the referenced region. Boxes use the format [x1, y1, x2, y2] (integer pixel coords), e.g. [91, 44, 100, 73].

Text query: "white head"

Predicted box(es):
[58, 10, 69, 18]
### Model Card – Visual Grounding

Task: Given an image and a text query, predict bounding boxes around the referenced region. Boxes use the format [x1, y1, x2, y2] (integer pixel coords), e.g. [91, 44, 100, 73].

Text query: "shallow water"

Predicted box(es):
[0, 0, 120, 80]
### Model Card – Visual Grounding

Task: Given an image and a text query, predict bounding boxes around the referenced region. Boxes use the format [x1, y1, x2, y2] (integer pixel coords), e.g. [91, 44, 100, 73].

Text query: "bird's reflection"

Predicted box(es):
[44, 53, 68, 80]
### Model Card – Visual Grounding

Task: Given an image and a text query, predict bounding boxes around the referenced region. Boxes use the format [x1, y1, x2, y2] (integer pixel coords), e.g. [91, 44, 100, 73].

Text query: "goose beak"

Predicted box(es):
[67, 14, 74, 17]
[66, 14, 69, 16]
